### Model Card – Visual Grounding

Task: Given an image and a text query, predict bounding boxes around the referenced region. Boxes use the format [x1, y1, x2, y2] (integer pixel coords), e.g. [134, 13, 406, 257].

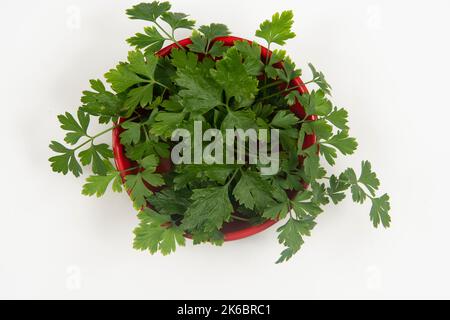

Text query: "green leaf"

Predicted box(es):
[80, 80, 122, 120]
[303, 154, 326, 182]
[256, 11, 296, 46]
[342, 168, 367, 204]
[221, 110, 257, 131]
[277, 56, 302, 84]
[271, 110, 298, 129]
[78, 144, 112, 176]
[127, 26, 166, 54]
[319, 144, 338, 166]
[49, 141, 82, 177]
[234, 41, 264, 76]
[125, 84, 154, 110]
[182, 186, 233, 233]
[161, 12, 195, 30]
[327, 107, 349, 130]
[308, 63, 332, 95]
[233, 171, 276, 212]
[326, 130, 358, 155]
[187, 30, 209, 54]
[370, 194, 391, 228]
[58, 111, 90, 145]
[150, 112, 185, 138]
[199, 23, 230, 40]
[120, 122, 142, 145]
[105, 63, 147, 93]
[291, 191, 323, 218]
[140, 154, 160, 170]
[188, 24, 230, 56]
[175, 60, 223, 115]
[303, 119, 333, 141]
[148, 189, 192, 216]
[276, 217, 316, 263]
[128, 51, 158, 80]
[210, 47, 259, 108]
[359, 161, 380, 196]
[126, 1, 171, 22]
[297, 90, 333, 117]
[327, 175, 349, 204]
[125, 172, 154, 209]
[174, 165, 236, 189]
[311, 182, 330, 205]
[82, 170, 122, 197]
[171, 49, 198, 70]
[125, 140, 170, 160]
[262, 202, 290, 220]
[133, 208, 185, 255]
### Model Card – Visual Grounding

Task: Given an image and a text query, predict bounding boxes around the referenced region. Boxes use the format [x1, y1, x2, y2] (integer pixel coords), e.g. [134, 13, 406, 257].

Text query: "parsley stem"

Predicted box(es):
[259, 80, 284, 91]
[257, 79, 316, 103]
[73, 117, 138, 152]
[73, 126, 115, 152]
[154, 80, 171, 91]
[226, 168, 241, 187]
[154, 21, 185, 51]
[231, 215, 250, 222]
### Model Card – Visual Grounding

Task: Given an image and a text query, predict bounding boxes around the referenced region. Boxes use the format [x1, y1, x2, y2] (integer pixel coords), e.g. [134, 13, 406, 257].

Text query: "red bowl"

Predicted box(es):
[112, 36, 316, 241]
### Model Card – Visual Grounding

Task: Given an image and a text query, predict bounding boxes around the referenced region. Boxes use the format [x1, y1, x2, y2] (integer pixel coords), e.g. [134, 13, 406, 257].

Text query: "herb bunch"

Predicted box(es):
[49, 2, 391, 263]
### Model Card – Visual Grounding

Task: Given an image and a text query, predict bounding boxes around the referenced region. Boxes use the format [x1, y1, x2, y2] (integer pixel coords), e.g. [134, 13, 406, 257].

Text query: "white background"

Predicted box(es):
[0, 0, 449, 300]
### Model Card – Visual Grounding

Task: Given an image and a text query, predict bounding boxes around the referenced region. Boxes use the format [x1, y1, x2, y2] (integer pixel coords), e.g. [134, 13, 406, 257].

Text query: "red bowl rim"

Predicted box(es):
[112, 36, 316, 242]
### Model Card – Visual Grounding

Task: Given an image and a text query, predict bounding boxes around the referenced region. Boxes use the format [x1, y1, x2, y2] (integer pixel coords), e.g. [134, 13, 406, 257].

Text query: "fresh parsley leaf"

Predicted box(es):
[303, 154, 326, 182]
[150, 112, 185, 138]
[126, 1, 172, 22]
[199, 23, 230, 40]
[327, 107, 349, 130]
[263, 202, 290, 220]
[233, 171, 276, 212]
[297, 90, 333, 117]
[105, 63, 146, 94]
[49, 141, 82, 177]
[325, 130, 358, 155]
[188, 24, 230, 57]
[359, 161, 380, 196]
[78, 144, 113, 176]
[127, 26, 166, 55]
[370, 194, 391, 228]
[148, 189, 192, 216]
[276, 217, 316, 263]
[256, 11, 296, 46]
[302, 119, 333, 141]
[271, 110, 299, 129]
[161, 12, 195, 30]
[327, 175, 349, 204]
[175, 60, 223, 115]
[80, 80, 122, 122]
[120, 122, 142, 145]
[58, 111, 90, 145]
[133, 208, 185, 255]
[291, 191, 323, 218]
[82, 170, 123, 197]
[125, 170, 164, 209]
[211, 47, 259, 108]
[308, 63, 332, 95]
[234, 41, 264, 76]
[182, 186, 233, 233]
[221, 110, 257, 131]
[311, 182, 330, 205]
[277, 56, 302, 84]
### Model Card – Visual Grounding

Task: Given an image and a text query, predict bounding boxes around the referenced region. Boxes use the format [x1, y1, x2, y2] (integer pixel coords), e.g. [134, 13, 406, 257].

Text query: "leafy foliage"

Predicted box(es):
[49, 2, 391, 263]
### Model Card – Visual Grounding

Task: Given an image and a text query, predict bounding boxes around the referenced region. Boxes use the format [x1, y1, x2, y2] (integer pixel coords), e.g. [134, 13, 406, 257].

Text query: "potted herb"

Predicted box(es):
[49, 1, 391, 263]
